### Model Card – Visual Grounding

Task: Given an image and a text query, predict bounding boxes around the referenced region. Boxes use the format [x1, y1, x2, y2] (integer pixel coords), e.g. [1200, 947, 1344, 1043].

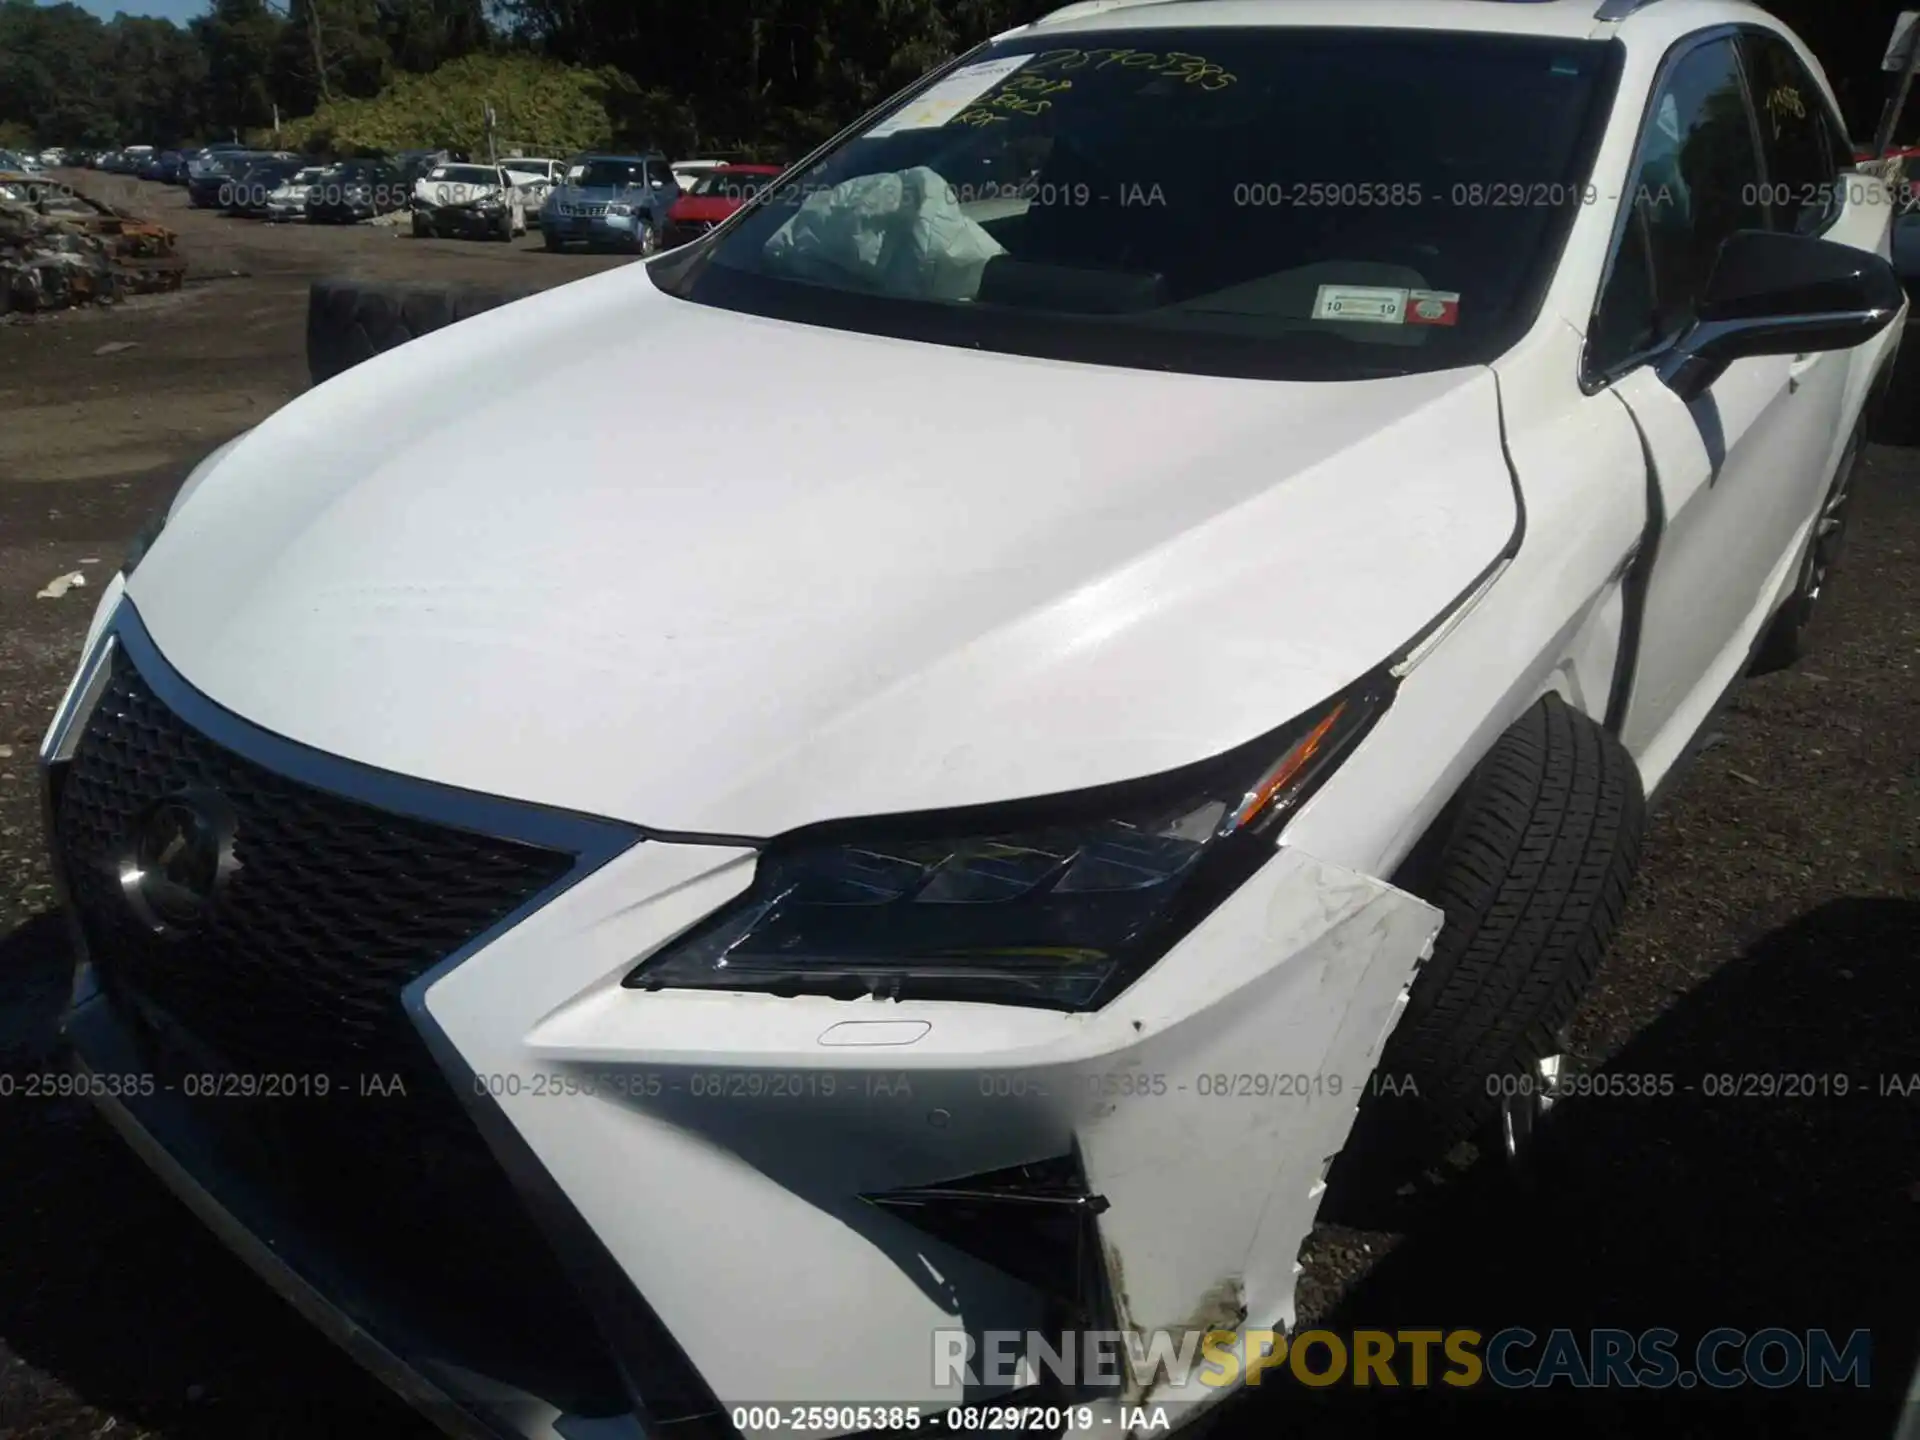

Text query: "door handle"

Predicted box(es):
[1789, 352, 1820, 389]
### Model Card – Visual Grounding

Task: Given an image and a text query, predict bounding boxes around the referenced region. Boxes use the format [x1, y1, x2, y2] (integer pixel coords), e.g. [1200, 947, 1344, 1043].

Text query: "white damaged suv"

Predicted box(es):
[39, 1, 1906, 1437]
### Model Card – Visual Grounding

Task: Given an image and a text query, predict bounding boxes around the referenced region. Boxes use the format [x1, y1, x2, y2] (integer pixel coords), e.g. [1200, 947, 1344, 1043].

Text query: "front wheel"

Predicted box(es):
[1327, 695, 1646, 1215]
[631, 218, 658, 256]
[411, 213, 430, 239]
[542, 230, 562, 252]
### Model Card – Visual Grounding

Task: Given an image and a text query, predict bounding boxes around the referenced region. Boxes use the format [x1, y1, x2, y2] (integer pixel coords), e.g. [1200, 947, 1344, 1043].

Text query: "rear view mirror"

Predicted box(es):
[1662, 230, 1905, 400]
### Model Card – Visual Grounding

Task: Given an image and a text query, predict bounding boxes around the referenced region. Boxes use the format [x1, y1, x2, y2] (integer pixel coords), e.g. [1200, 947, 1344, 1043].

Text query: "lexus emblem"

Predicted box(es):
[120, 788, 239, 936]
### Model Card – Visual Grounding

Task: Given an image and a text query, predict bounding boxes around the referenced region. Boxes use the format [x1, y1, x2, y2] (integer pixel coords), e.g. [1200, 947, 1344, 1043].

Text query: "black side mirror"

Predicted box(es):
[1662, 230, 1905, 401]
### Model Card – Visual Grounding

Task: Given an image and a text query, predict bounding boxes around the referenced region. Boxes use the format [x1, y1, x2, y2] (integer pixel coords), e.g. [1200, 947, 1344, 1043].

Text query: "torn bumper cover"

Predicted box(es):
[418, 200, 509, 235]
[44, 613, 1440, 1439]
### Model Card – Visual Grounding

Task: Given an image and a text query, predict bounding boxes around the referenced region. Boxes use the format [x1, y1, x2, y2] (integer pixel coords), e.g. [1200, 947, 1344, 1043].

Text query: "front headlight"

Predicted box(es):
[626, 676, 1392, 1010]
[607, 202, 633, 216]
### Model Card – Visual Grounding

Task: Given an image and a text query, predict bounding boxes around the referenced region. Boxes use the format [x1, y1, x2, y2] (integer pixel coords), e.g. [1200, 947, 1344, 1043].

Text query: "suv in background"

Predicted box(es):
[539, 153, 678, 253]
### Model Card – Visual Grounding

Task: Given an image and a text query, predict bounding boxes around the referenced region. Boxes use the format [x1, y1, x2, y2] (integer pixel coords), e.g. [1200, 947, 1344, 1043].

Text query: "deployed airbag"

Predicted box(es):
[762, 166, 1006, 301]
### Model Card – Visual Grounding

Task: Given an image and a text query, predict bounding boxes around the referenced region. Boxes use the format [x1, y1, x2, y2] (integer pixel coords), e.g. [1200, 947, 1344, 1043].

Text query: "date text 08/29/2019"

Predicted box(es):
[727, 1405, 1171, 1434]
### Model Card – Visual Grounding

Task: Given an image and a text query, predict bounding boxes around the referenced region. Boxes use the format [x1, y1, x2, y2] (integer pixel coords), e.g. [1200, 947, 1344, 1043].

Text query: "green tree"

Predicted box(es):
[192, 0, 285, 136]
[0, 1, 117, 145]
[105, 15, 211, 143]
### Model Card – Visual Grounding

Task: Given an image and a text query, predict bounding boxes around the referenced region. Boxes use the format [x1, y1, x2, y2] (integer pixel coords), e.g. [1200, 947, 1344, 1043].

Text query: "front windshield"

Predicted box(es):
[577, 160, 646, 189]
[657, 27, 1623, 380]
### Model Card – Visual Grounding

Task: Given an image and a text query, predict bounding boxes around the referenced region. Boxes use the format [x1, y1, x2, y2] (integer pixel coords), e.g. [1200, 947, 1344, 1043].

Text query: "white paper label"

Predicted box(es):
[1312, 285, 1411, 324]
[865, 56, 1035, 136]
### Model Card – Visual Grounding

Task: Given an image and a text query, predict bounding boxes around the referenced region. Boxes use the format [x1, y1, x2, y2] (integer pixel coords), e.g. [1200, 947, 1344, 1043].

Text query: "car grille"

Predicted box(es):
[50, 643, 631, 1413]
[564, 202, 608, 217]
[53, 647, 573, 1078]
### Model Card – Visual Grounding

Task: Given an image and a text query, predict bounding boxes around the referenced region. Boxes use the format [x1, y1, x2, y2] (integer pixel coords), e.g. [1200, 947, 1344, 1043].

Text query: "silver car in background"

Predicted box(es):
[266, 166, 328, 222]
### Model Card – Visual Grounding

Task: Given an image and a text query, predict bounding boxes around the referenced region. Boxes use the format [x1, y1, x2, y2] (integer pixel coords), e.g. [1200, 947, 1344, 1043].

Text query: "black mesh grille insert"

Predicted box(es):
[53, 648, 573, 1073]
[51, 643, 630, 1414]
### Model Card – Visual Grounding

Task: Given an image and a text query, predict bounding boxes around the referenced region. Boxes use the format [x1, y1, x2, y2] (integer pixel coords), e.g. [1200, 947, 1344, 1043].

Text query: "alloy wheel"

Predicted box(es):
[1495, 1053, 1564, 1166]
[1804, 427, 1862, 607]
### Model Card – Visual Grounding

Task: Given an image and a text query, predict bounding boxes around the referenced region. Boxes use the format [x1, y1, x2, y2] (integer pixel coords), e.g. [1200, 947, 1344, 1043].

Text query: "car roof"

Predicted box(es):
[1020, 0, 1779, 45]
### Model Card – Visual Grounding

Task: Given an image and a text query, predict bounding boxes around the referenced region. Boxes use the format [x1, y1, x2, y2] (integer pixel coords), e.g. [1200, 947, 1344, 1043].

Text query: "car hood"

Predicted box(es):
[415, 177, 504, 206]
[669, 196, 742, 223]
[128, 266, 1519, 837]
[554, 184, 651, 204]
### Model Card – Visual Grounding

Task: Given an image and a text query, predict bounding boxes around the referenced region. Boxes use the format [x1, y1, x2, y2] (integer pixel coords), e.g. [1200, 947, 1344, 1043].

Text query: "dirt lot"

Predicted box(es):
[1, 175, 1915, 1440]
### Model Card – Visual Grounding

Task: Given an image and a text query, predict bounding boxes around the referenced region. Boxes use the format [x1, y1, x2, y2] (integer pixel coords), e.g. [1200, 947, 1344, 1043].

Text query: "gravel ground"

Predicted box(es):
[0, 175, 1915, 1440]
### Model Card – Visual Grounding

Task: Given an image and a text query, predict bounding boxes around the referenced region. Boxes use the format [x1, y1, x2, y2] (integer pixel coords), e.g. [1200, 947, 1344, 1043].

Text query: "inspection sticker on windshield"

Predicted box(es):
[1312, 285, 1411, 324]
[1406, 290, 1462, 327]
[865, 56, 1034, 136]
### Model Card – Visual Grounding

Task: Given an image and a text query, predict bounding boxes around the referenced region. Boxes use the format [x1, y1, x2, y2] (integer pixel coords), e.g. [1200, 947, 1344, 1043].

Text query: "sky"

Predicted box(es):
[35, 0, 209, 23]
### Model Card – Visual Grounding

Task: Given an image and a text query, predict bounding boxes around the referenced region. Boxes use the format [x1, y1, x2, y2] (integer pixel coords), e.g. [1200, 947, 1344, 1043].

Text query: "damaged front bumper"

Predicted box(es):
[42, 608, 1441, 1438]
[418, 202, 509, 236]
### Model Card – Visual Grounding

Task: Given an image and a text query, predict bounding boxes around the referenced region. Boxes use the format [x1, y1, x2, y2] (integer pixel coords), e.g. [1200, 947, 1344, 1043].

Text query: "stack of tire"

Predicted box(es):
[306, 279, 538, 385]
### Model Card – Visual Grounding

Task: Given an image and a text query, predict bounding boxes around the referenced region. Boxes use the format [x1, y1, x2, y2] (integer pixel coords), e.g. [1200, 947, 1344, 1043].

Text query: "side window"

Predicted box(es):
[1742, 31, 1847, 236]
[1589, 37, 1766, 376]
[647, 161, 673, 188]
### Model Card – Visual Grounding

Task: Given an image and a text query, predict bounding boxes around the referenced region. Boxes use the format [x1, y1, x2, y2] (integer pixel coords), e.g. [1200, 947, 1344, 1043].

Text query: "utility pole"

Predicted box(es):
[484, 102, 497, 165]
[307, 0, 333, 104]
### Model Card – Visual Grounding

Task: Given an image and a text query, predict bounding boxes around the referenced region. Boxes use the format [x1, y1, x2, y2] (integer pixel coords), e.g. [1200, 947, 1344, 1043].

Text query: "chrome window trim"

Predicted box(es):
[1581, 21, 1859, 394]
[1580, 24, 1748, 392]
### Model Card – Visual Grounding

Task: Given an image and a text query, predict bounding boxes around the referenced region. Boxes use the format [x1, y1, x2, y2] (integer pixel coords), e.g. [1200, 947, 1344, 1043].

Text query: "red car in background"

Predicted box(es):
[662, 163, 781, 249]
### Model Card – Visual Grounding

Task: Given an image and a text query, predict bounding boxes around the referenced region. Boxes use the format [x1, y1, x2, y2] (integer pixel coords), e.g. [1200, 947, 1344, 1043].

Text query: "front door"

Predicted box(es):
[1588, 30, 1861, 783]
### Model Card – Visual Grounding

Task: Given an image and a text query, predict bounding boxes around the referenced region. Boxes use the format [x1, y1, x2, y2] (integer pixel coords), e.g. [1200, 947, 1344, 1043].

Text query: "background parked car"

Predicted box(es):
[410, 161, 526, 240]
[224, 157, 307, 218]
[137, 150, 178, 182]
[661, 163, 780, 248]
[265, 165, 328, 222]
[307, 159, 408, 223]
[391, 148, 453, 191]
[669, 156, 735, 192]
[540, 152, 678, 253]
[184, 141, 251, 198]
[500, 156, 564, 216]
[187, 148, 258, 207]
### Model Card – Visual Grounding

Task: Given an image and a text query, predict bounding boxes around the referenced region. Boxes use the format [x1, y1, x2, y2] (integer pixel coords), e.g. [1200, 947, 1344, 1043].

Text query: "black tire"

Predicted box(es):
[1330, 695, 1645, 1205]
[305, 280, 538, 385]
[1752, 416, 1864, 675]
[542, 230, 562, 253]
